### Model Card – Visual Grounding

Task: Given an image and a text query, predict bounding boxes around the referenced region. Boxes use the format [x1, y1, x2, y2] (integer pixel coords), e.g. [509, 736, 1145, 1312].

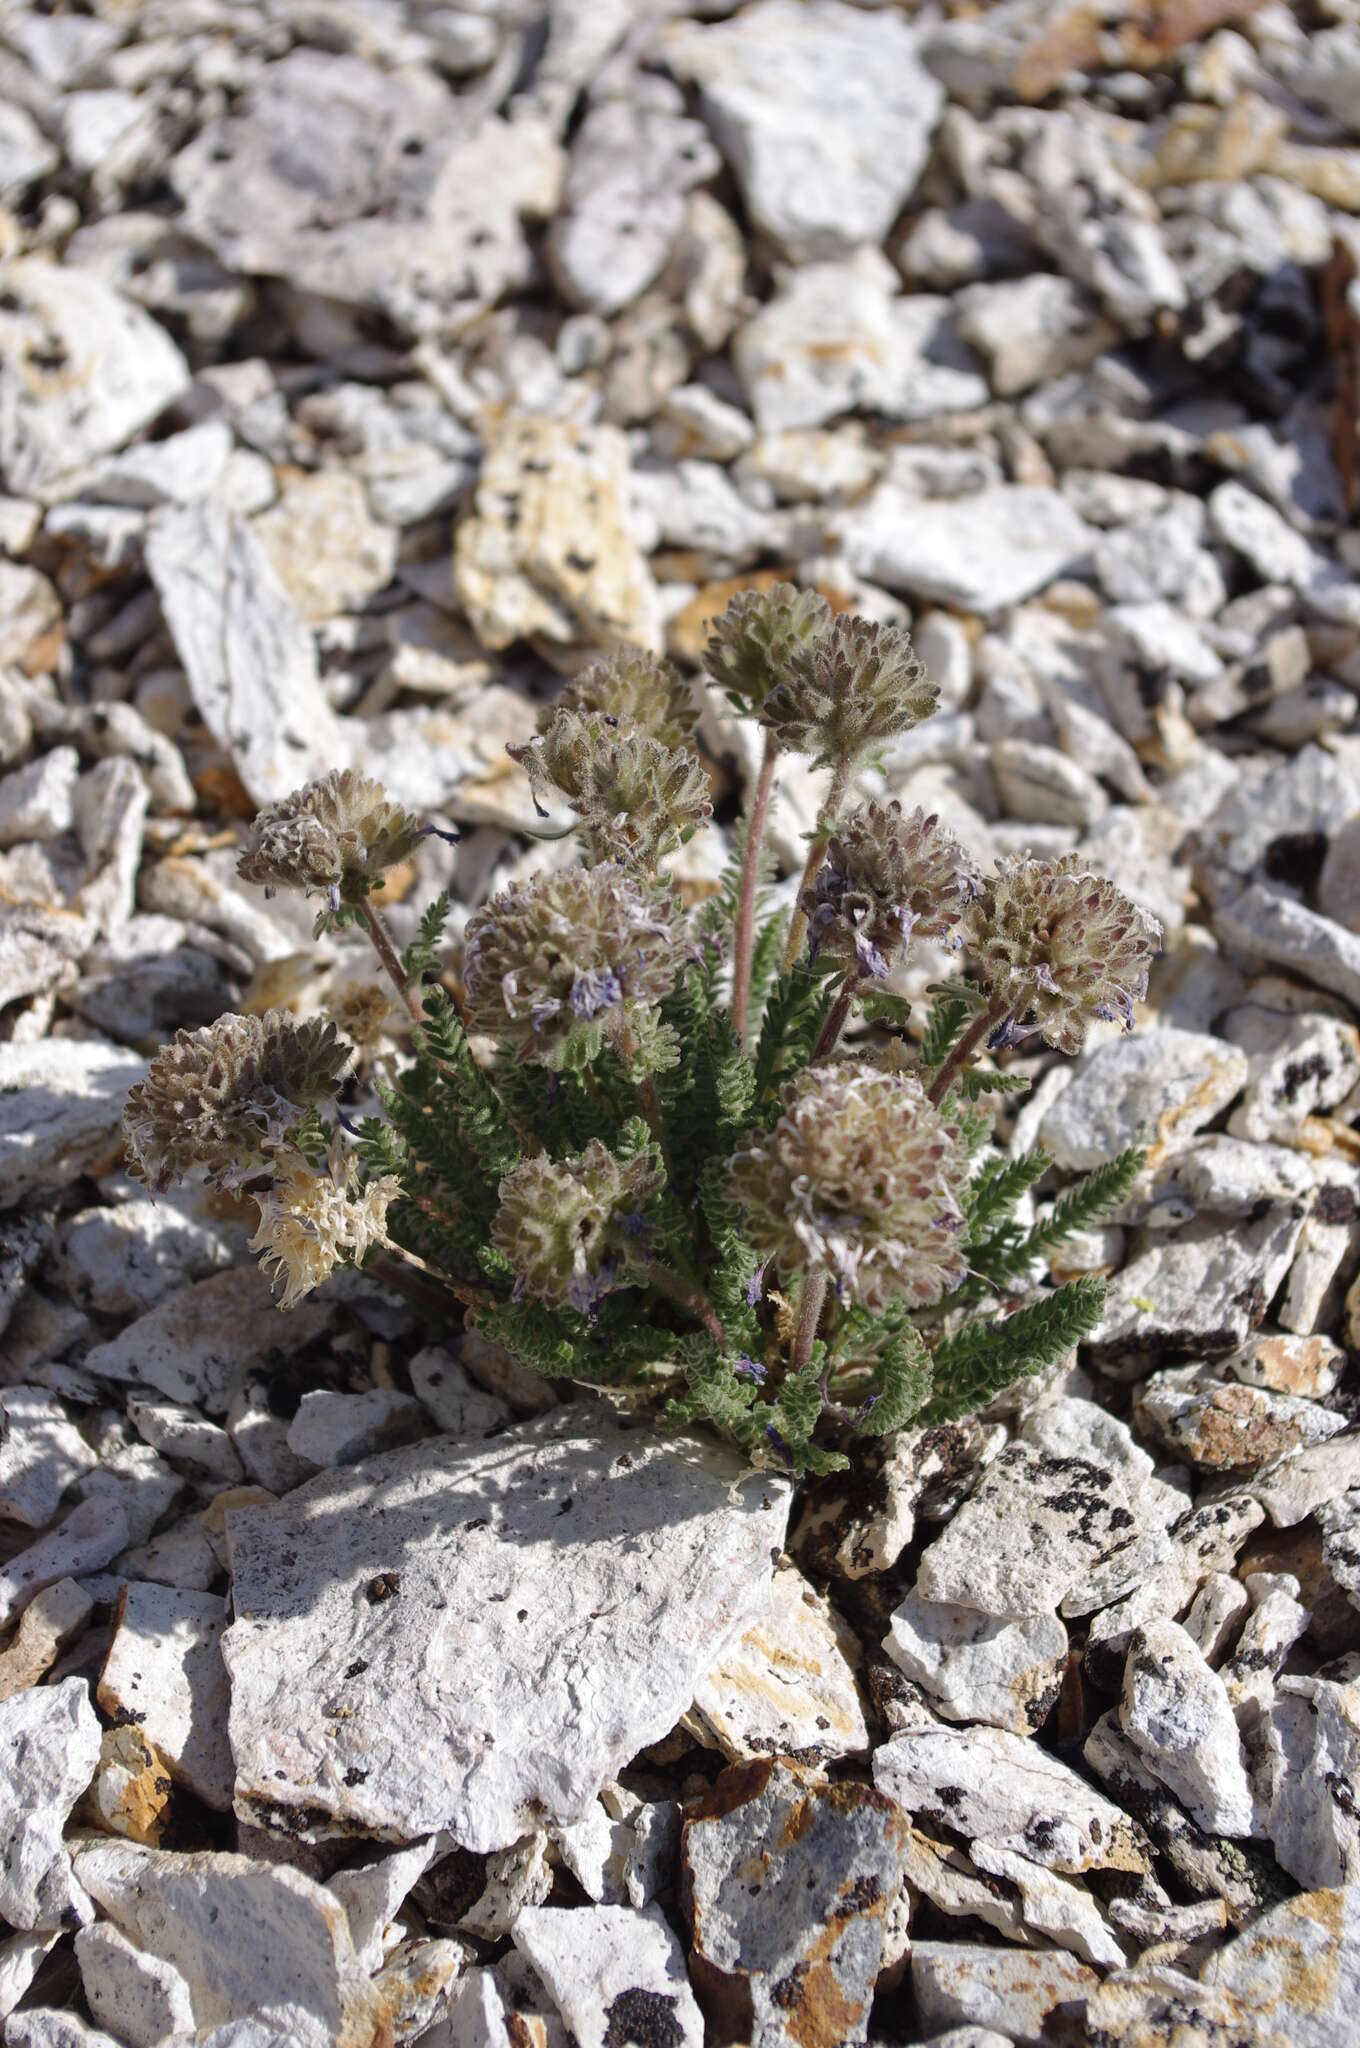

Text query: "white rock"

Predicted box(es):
[1221, 1573, 1310, 1721]
[0, 1387, 97, 1529]
[874, 1724, 1147, 1875]
[955, 275, 1115, 398]
[548, 98, 718, 317]
[1105, 600, 1224, 686]
[689, 1556, 868, 1764]
[97, 1582, 233, 1811]
[72, 1841, 382, 2048]
[1027, 113, 1186, 328]
[1021, 1397, 1154, 1494]
[1227, 1013, 1360, 1143]
[0, 260, 189, 494]
[73, 422, 234, 509]
[653, 386, 755, 465]
[1118, 1620, 1255, 1837]
[128, 1399, 245, 1487]
[1135, 1366, 1346, 1473]
[5, 2015, 124, 2048]
[1094, 497, 1208, 605]
[1209, 478, 1323, 587]
[0, 1496, 129, 1630]
[0, 1931, 59, 2023]
[967, 1842, 1125, 1969]
[0, 749, 79, 847]
[0, 1677, 100, 1930]
[631, 458, 772, 567]
[1214, 884, 1360, 1012]
[1201, 1884, 1360, 2048]
[75, 1922, 196, 2048]
[663, 0, 942, 263]
[286, 1389, 430, 1470]
[1091, 1203, 1309, 1367]
[1085, 1493, 1264, 1671]
[884, 1592, 1067, 1737]
[0, 1580, 94, 1704]
[550, 1803, 634, 1907]
[82, 1269, 330, 1416]
[223, 1412, 789, 1850]
[253, 470, 398, 626]
[915, 1440, 1142, 1618]
[325, 1838, 442, 1974]
[408, 1348, 511, 1438]
[1252, 1436, 1360, 1528]
[0, 102, 57, 199]
[1260, 1662, 1360, 1889]
[990, 738, 1108, 828]
[1182, 1572, 1252, 1666]
[513, 1905, 702, 2047]
[841, 484, 1094, 614]
[911, 1941, 1098, 2046]
[51, 1196, 243, 1319]
[145, 501, 352, 806]
[119, 1513, 222, 1596]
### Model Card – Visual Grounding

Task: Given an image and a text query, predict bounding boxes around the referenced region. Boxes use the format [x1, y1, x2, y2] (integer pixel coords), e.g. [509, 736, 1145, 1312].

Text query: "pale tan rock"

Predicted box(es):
[254, 470, 398, 624]
[97, 1583, 232, 1811]
[454, 413, 662, 654]
[0, 1579, 93, 1702]
[689, 1557, 868, 1765]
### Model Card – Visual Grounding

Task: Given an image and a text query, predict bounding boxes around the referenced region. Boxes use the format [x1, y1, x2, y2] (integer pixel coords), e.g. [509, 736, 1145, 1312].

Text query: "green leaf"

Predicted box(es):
[924, 1275, 1107, 1422]
[752, 957, 837, 1117]
[965, 1147, 1052, 1242]
[919, 980, 985, 1075]
[856, 1318, 933, 1436]
[402, 892, 451, 984]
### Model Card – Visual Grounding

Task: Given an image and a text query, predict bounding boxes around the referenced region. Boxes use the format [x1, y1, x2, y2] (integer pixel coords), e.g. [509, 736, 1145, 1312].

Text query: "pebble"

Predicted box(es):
[407, 1348, 511, 1438]
[97, 1582, 233, 1811]
[681, 1759, 908, 2048]
[223, 1411, 788, 1849]
[841, 484, 1094, 614]
[1039, 1029, 1247, 1173]
[1118, 1620, 1257, 1837]
[514, 1903, 703, 2048]
[82, 1269, 330, 1416]
[1200, 1884, 1360, 2048]
[689, 1556, 868, 1765]
[75, 1921, 196, 2047]
[884, 1592, 1067, 1737]
[910, 1941, 1098, 2048]
[0, 1037, 145, 1205]
[0, 1385, 97, 1528]
[548, 97, 719, 318]
[0, 1495, 129, 1630]
[1091, 1201, 1310, 1367]
[285, 1388, 431, 1470]
[50, 1195, 243, 1319]
[0, 1579, 94, 1702]
[0, 1676, 100, 1931]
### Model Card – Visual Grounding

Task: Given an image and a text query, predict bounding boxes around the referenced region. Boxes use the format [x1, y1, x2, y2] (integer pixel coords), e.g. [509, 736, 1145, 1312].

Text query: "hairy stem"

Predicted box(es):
[731, 731, 779, 1048]
[927, 1002, 1009, 1107]
[781, 757, 852, 974]
[792, 1267, 829, 1372]
[813, 975, 860, 1061]
[359, 899, 425, 1029]
[631, 1260, 728, 1351]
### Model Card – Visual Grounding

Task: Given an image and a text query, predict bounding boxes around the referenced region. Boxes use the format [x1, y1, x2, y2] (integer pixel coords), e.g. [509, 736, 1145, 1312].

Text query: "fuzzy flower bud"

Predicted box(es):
[703, 581, 833, 713]
[728, 1064, 970, 1312]
[124, 1011, 353, 1194]
[462, 862, 687, 1070]
[237, 770, 424, 902]
[491, 1140, 664, 1311]
[512, 708, 713, 866]
[761, 614, 938, 766]
[249, 1139, 401, 1310]
[545, 646, 701, 752]
[801, 802, 983, 979]
[970, 854, 1162, 1056]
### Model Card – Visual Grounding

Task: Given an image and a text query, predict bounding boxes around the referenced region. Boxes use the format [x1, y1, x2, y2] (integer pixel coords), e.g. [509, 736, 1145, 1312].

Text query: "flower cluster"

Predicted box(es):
[123, 1011, 352, 1194]
[513, 708, 712, 866]
[491, 1140, 664, 1311]
[802, 802, 982, 980]
[461, 862, 687, 1070]
[729, 1065, 971, 1313]
[548, 646, 701, 752]
[761, 613, 938, 768]
[237, 769, 425, 905]
[249, 1139, 402, 1311]
[971, 854, 1162, 1055]
[703, 581, 832, 713]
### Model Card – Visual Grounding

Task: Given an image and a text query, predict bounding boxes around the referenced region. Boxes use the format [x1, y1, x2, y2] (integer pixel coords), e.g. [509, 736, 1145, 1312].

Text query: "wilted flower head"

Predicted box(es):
[462, 862, 687, 1069]
[545, 646, 700, 752]
[970, 854, 1162, 1056]
[761, 614, 938, 767]
[328, 980, 394, 1051]
[124, 1011, 352, 1194]
[728, 1064, 970, 1312]
[512, 708, 712, 866]
[491, 1139, 664, 1311]
[704, 581, 833, 714]
[802, 802, 983, 979]
[237, 770, 424, 903]
[249, 1139, 400, 1310]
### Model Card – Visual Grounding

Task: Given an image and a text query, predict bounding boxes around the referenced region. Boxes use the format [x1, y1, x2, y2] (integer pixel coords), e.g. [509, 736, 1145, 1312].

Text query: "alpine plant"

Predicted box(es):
[124, 594, 1160, 1475]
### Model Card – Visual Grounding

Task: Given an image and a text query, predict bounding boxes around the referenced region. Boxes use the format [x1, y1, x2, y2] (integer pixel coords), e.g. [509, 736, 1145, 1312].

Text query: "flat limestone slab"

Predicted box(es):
[223, 1410, 790, 1852]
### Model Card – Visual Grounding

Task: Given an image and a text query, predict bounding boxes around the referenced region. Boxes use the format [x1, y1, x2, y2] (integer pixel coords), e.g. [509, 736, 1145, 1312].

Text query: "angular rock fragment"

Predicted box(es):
[1259, 1660, 1360, 1889]
[1200, 1883, 1360, 2047]
[0, 1579, 94, 1702]
[0, 1495, 129, 1629]
[1038, 1030, 1248, 1173]
[98, 1582, 233, 1811]
[910, 1941, 1098, 2048]
[224, 1412, 788, 1849]
[682, 1759, 908, 2048]
[0, 1677, 100, 1930]
[548, 96, 719, 317]
[286, 1389, 430, 1470]
[874, 1723, 1147, 1875]
[884, 1592, 1067, 1737]
[841, 484, 1094, 614]
[1118, 1620, 1256, 1837]
[1091, 1203, 1310, 1367]
[1135, 1366, 1347, 1472]
[514, 1904, 702, 2048]
[0, 1038, 145, 1206]
[82, 1269, 330, 1416]
[146, 502, 351, 806]
[0, 1386, 97, 1528]
[75, 1921, 196, 2048]
[689, 1557, 868, 1765]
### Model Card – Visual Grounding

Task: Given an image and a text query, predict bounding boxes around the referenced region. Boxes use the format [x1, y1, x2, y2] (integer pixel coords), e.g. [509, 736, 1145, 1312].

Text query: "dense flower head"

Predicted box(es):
[249, 1138, 400, 1310]
[461, 862, 687, 1069]
[802, 802, 983, 979]
[545, 646, 700, 752]
[703, 581, 833, 714]
[970, 854, 1162, 1056]
[761, 614, 938, 766]
[123, 1011, 353, 1193]
[512, 708, 713, 866]
[491, 1140, 665, 1311]
[728, 1064, 971, 1312]
[237, 770, 424, 902]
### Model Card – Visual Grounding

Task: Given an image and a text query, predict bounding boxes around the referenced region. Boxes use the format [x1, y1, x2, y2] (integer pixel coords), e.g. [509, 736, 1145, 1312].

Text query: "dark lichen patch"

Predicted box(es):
[602, 1987, 684, 2048]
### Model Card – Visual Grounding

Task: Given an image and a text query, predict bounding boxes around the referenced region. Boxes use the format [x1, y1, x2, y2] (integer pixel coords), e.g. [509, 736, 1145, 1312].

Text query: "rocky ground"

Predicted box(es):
[1, 1, 1360, 2044]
